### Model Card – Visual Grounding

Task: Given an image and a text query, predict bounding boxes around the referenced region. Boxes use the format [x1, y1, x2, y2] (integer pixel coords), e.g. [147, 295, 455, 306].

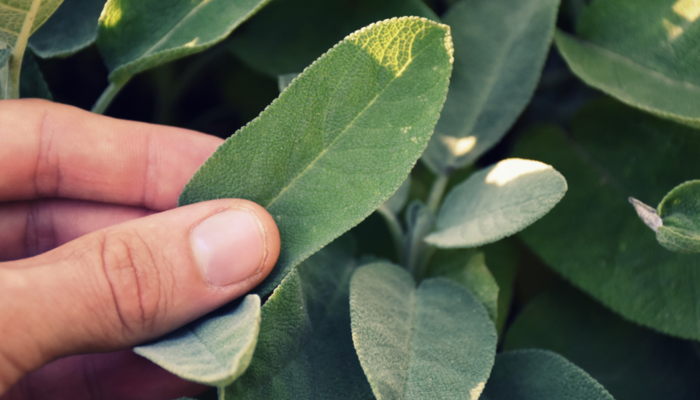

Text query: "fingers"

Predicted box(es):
[0, 200, 153, 262]
[0, 199, 281, 393]
[0, 99, 223, 210]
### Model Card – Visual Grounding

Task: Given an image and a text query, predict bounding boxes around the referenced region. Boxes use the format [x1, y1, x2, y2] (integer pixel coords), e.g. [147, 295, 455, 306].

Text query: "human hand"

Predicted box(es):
[0, 100, 281, 400]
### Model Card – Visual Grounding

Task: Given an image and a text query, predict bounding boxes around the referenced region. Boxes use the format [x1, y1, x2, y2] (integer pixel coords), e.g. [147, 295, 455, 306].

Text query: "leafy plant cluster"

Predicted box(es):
[2, 0, 700, 399]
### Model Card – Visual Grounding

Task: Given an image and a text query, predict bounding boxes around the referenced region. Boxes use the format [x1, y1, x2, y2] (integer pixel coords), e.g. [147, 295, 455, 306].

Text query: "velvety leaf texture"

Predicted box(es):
[483, 350, 615, 400]
[228, 0, 437, 77]
[0, 0, 64, 48]
[29, 0, 106, 58]
[180, 17, 454, 296]
[350, 262, 496, 400]
[421, 0, 559, 174]
[133, 295, 260, 387]
[505, 287, 700, 400]
[224, 235, 374, 399]
[425, 158, 567, 248]
[555, 0, 700, 127]
[657, 180, 700, 253]
[96, 0, 272, 82]
[513, 98, 700, 340]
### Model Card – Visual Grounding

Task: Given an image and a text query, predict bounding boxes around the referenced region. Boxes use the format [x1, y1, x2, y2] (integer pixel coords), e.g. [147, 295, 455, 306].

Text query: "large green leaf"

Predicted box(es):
[555, 0, 700, 127]
[421, 0, 560, 175]
[656, 181, 700, 253]
[504, 286, 700, 400]
[350, 262, 496, 400]
[180, 17, 454, 296]
[513, 98, 700, 339]
[133, 295, 260, 387]
[29, 0, 106, 58]
[224, 235, 374, 399]
[228, 0, 437, 78]
[483, 350, 615, 400]
[96, 0, 272, 83]
[425, 158, 567, 248]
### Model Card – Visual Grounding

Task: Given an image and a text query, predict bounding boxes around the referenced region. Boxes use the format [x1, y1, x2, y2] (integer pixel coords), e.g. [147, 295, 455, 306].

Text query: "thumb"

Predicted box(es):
[0, 199, 280, 391]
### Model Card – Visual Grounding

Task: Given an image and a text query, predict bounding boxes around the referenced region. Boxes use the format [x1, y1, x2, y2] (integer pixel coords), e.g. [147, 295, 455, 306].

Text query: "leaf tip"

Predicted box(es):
[629, 196, 662, 232]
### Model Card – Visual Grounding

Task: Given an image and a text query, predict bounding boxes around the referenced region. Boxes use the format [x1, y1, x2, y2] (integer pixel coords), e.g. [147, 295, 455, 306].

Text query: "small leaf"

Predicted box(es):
[29, 0, 106, 58]
[404, 200, 436, 275]
[228, 0, 438, 77]
[483, 349, 615, 400]
[656, 180, 700, 253]
[224, 236, 374, 399]
[628, 197, 662, 232]
[19, 50, 52, 100]
[421, 0, 560, 174]
[554, 0, 700, 127]
[382, 176, 411, 215]
[276, 72, 299, 92]
[505, 286, 700, 400]
[133, 295, 260, 387]
[425, 248, 499, 322]
[350, 262, 496, 400]
[425, 158, 567, 248]
[96, 0, 272, 82]
[181, 17, 454, 296]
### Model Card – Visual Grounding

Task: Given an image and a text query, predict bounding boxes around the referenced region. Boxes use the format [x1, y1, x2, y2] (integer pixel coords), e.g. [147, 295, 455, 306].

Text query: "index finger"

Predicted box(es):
[0, 99, 223, 210]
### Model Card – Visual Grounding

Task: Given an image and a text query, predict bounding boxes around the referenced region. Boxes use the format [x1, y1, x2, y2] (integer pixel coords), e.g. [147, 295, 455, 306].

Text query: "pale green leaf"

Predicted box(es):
[505, 286, 700, 400]
[19, 49, 51, 99]
[133, 295, 260, 387]
[277, 72, 298, 93]
[425, 248, 499, 322]
[404, 200, 435, 276]
[180, 17, 454, 296]
[224, 235, 374, 399]
[29, 0, 106, 58]
[228, 0, 437, 78]
[96, 0, 272, 82]
[554, 0, 700, 127]
[425, 158, 567, 248]
[513, 98, 700, 340]
[656, 180, 700, 253]
[421, 0, 559, 175]
[350, 262, 496, 400]
[483, 350, 615, 400]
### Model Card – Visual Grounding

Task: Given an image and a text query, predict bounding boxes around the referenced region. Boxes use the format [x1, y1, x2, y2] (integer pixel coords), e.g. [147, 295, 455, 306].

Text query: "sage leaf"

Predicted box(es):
[505, 286, 700, 400]
[554, 0, 700, 127]
[224, 235, 374, 399]
[421, 0, 559, 175]
[382, 176, 411, 215]
[181, 17, 454, 296]
[29, 0, 106, 58]
[133, 295, 260, 387]
[404, 200, 436, 276]
[628, 197, 662, 232]
[656, 181, 700, 253]
[350, 262, 496, 400]
[228, 0, 437, 78]
[96, 0, 272, 83]
[19, 49, 51, 99]
[483, 350, 615, 400]
[425, 248, 499, 322]
[0, 40, 9, 66]
[513, 98, 700, 340]
[483, 239, 519, 337]
[425, 158, 567, 249]
[276, 72, 298, 93]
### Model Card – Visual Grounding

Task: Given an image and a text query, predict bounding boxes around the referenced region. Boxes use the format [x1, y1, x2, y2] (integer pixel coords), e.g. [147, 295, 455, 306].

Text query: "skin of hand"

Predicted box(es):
[0, 99, 281, 400]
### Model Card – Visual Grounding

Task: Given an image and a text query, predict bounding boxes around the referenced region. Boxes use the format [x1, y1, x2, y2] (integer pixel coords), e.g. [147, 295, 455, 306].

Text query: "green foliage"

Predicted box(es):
[483, 350, 615, 400]
[350, 262, 496, 400]
[657, 181, 700, 253]
[19, 50, 51, 99]
[554, 0, 700, 127]
[29, 0, 106, 58]
[133, 295, 261, 387]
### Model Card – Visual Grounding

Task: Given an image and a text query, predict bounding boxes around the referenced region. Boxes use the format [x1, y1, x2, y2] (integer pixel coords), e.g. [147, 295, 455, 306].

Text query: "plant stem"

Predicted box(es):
[91, 76, 131, 114]
[427, 173, 449, 214]
[377, 205, 406, 265]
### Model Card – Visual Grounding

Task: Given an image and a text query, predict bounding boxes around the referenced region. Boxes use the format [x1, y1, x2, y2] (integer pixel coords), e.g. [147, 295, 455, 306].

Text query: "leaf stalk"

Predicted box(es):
[92, 76, 131, 114]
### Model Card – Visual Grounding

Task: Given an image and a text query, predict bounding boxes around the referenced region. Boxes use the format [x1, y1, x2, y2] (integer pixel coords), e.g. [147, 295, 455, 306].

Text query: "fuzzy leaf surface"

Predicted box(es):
[656, 180, 700, 253]
[29, 0, 106, 58]
[96, 0, 271, 82]
[350, 262, 496, 400]
[555, 0, 700, 127]
[224, 236, 373, 399]
[505, 287, 700, 400]
[421, 0, 559, 174]
[228, 0, 437, 77]
[181, 17, 454, 296]
[425, 158, 567, 248]
[133, 295, 260, 387]
[513, 98, 700, 339]
[0, 0, 63, 48]
[483, 350, 615, 400]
